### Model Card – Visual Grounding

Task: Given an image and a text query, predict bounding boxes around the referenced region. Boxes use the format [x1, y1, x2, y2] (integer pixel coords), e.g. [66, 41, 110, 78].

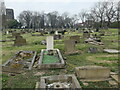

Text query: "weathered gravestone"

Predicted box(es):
[83, 31, 90, 38]
[70, 35, 80, 43]
[75, 66, 111, 82]
[54, 35, 62, 40]
[46, 36, 54, 50]
[12, 32, 20, 37]
[100, 30, 105, 36]
[14, 36, 26, 46]
[64, 40, 79, 55]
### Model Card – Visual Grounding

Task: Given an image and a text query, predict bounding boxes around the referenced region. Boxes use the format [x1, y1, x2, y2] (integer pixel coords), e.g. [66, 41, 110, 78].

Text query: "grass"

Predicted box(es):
[1, 28, 119, 88]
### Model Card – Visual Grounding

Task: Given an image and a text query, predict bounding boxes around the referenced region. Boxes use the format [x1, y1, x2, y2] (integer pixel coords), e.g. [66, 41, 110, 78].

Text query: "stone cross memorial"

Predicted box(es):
[46, 36, 54, 50]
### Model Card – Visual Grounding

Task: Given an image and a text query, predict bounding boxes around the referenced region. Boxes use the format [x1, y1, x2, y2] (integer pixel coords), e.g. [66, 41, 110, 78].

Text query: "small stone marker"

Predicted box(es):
[14, 36, 26, 46]
[46, 36, 54, 50]
[64, 40, 79, 55]
[6, 31, 9, 34]
[55, 31, 58, 35]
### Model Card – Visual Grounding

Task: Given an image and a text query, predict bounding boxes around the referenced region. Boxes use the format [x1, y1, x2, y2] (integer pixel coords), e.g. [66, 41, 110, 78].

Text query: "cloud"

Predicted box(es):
[5, 0, 104, 3]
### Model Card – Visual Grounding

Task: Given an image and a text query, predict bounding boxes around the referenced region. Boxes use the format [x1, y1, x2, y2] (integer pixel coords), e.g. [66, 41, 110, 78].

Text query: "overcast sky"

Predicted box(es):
[4, 0, 119, 19]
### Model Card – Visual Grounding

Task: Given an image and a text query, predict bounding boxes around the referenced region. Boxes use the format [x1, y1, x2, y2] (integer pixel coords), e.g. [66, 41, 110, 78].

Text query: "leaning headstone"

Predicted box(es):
[70, 35, 80, 43]
[46, 36, 54, 50]
[14, 36, 26, 46]
[64, 40, 79, 55]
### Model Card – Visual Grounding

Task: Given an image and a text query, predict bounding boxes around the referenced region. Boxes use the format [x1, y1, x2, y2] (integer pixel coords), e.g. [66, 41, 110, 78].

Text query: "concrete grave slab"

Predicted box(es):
[36, 74, 82, 89]
[2, 51, 37, 73]
[38, 49, 65, 69]
[103, 49, 120, 54]
[75, 66, 111, 82]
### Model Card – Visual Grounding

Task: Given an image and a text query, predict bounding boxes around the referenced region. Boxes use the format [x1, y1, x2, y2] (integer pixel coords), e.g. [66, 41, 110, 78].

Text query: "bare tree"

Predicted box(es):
[18, 10, 33, 29]
[31, 11, 41, 30]
[78, 9, 87, 27]
[104, 1, 116, 27]
[92, 2, 106, 28]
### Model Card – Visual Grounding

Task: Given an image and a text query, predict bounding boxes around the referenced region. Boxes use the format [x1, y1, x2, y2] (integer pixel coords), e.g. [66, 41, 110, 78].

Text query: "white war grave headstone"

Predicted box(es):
[46, 36, 54, 50]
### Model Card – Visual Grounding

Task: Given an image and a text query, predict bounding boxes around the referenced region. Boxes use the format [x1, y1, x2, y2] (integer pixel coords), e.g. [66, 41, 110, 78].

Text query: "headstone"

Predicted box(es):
[64, 40, 79, 55]
[14, 36, 26, 46]
[70, 35, 80, 43]
[46, 36, 54, 50]
[83, 31, 90, 38]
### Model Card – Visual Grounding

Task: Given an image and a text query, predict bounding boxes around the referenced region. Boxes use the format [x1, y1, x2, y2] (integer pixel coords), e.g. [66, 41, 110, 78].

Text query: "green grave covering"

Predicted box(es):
[42, 51, 59, 64]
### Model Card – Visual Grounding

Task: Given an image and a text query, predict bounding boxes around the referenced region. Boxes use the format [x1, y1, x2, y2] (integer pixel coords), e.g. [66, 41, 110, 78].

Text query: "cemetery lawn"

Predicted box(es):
[1, 28, 119, 88]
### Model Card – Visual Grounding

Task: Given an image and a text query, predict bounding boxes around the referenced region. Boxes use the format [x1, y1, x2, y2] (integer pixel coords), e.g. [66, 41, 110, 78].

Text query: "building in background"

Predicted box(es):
[6, 8, 14, 21]
[0, 0, 6, 30]
[0, 0, 15, 30]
